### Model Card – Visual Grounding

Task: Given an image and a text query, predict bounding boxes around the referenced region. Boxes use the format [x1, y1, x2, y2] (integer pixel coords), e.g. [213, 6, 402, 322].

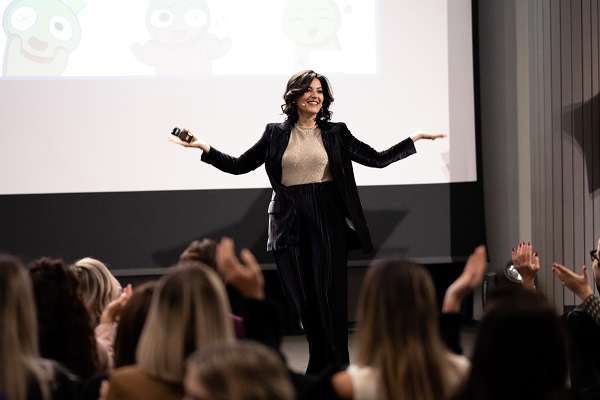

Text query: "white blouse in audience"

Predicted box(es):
[345, 352, 470, 400]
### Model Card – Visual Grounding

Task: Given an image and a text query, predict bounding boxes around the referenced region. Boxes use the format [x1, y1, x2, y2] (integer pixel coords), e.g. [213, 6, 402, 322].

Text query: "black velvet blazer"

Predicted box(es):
[201, 120, 416, 253]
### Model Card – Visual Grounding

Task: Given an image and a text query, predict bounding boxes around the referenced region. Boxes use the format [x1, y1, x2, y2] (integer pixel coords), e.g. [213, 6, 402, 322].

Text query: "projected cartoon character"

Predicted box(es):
[132, 0, 231, 75]
[282, 0, 342, 70]
[2, 0, 86, 77]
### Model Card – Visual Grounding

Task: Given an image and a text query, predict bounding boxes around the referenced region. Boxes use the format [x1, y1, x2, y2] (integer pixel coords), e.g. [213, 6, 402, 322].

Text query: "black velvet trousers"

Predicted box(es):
[273, 182, 350, 374]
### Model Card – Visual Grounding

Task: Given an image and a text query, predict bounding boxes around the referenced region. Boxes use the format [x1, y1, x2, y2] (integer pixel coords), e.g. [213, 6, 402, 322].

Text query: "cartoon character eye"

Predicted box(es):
[48, 16, 73, 42]
[184, 9, 208, 28]
[10, 6, 37, 31]
[150, 9, 174, 28]
[318, 16, 335, 23]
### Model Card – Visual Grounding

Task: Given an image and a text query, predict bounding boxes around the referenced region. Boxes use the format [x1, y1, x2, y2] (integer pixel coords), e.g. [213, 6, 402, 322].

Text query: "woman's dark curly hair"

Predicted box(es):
[28, 257, 99, 379]
[281, 70, 334, 123]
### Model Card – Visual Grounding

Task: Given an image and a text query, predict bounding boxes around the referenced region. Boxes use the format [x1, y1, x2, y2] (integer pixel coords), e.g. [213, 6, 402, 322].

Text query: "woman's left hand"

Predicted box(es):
[411, 132, 447, 142]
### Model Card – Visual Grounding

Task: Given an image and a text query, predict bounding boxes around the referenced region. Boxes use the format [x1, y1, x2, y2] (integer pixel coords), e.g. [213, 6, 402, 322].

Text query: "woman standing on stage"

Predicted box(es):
[169, 70, 444, 373]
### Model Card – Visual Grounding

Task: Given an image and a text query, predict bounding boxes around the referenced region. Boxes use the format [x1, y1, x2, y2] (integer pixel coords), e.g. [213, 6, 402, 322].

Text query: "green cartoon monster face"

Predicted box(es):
[283, 0, 341, 45]
[146, 0, 211, 45]
[3, 0, 82, 59]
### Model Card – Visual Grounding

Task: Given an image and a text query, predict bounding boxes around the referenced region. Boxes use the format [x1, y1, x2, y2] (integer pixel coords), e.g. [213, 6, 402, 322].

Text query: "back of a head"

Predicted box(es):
[113, 280, 158, 368]
[459, 288, 568, 400]
[185, 340, 294, 400]
[28, 257, 99, 379]
[136, 264, 234, 383]
[357, 259, 440, 357]
[0, 254, 40, 400]
[179, 238, 217, 268]
[0, 254, 37, 355]
[356, 259, 448, 400]
[71, 257, 122, 327]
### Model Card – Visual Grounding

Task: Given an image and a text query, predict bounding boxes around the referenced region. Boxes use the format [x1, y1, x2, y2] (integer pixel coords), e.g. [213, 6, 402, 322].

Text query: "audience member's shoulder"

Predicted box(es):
[444, 352, 471, 395]
[110, 364, 143, 380]
[29, 359, 81, 400]
[446, 352, 470, 372]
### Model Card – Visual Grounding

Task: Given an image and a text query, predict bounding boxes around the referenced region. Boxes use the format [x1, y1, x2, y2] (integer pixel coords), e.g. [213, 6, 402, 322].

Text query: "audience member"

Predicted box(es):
[331, 245, 486, 400]
[28, 257, 101, 379]
[213, 237, 283, 349]
[113, 281, 159, 368]
[184, 340, 295, 400]
[511, 238, 600, 399]
[0, 253, 79, 400]
[552, 237, 600, 399]
[178, 239, 247, 339]
[178, 236, 283, 349]
[180, 238, 217, 268]
[71, 256, 133, 375]
[452, 287, 569, 400]
[106, 264, 234, 400]
[71, 257, 123, 327]
[81, 281, 157, 400]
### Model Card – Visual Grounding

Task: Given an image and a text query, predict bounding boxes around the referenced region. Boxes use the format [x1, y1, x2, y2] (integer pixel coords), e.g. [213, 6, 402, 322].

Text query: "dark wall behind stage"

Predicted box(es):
[0, 182, 485, 275]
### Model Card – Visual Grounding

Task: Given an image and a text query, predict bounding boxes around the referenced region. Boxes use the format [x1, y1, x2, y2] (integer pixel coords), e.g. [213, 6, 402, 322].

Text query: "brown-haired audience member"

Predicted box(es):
[81, 281, 156, 400]
[452, 287, 569, 400]
[28, 257, 101, 380]
[184, 341, 295, 400]
[106, 264, 234, 400]
[112, 281, 159, 368]
[180, 238, 217, 268]
[0, 253, 79, 400]
[331, 245, 486, 400]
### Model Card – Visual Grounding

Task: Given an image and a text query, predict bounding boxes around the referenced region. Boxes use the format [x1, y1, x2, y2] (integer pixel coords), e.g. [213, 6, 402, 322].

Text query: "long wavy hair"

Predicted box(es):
[0, 254, 51, 400]
[28, 257, 99, 379]
[355, 260, 453, 400]
[71, 257, 122, 327]
[280, 70, 334, 124]
[136, 264, 234, 383]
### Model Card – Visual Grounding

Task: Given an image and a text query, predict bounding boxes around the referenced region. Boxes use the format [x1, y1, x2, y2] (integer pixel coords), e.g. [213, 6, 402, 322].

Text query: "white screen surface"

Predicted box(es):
[0, 0, 475, 195]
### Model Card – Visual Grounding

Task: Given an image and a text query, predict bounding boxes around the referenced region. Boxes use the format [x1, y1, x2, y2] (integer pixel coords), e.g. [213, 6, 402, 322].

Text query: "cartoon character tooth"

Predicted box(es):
[2, 0, 87, 76]
[282, 0, 342, 70]
[132, 0, 231, 75]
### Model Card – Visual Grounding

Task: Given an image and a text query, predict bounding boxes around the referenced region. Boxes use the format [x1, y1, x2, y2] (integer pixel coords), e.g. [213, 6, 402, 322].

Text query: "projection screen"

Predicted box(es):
[0, 0, 483, 270]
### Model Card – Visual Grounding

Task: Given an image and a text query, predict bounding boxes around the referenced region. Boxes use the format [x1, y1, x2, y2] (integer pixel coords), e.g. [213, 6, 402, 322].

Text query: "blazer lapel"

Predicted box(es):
[268, 123, 291, 184]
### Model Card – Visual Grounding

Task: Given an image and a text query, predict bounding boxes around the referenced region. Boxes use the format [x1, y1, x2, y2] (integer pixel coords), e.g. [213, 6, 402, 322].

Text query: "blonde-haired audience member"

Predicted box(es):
[184, 340, 294, 400]
[106, 264, 234, 400]
[71, 257, 122, 327]
[332, 245, 486, 400]
[0, 253, 78, 400]
[71, 257, 132, 373]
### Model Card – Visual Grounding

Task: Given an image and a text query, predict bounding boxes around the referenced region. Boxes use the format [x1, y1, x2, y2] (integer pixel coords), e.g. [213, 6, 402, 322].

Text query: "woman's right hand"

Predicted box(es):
[442, 245, 487, 313]
[511, 242, 540, 290]
[167, 129, 211, 152]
